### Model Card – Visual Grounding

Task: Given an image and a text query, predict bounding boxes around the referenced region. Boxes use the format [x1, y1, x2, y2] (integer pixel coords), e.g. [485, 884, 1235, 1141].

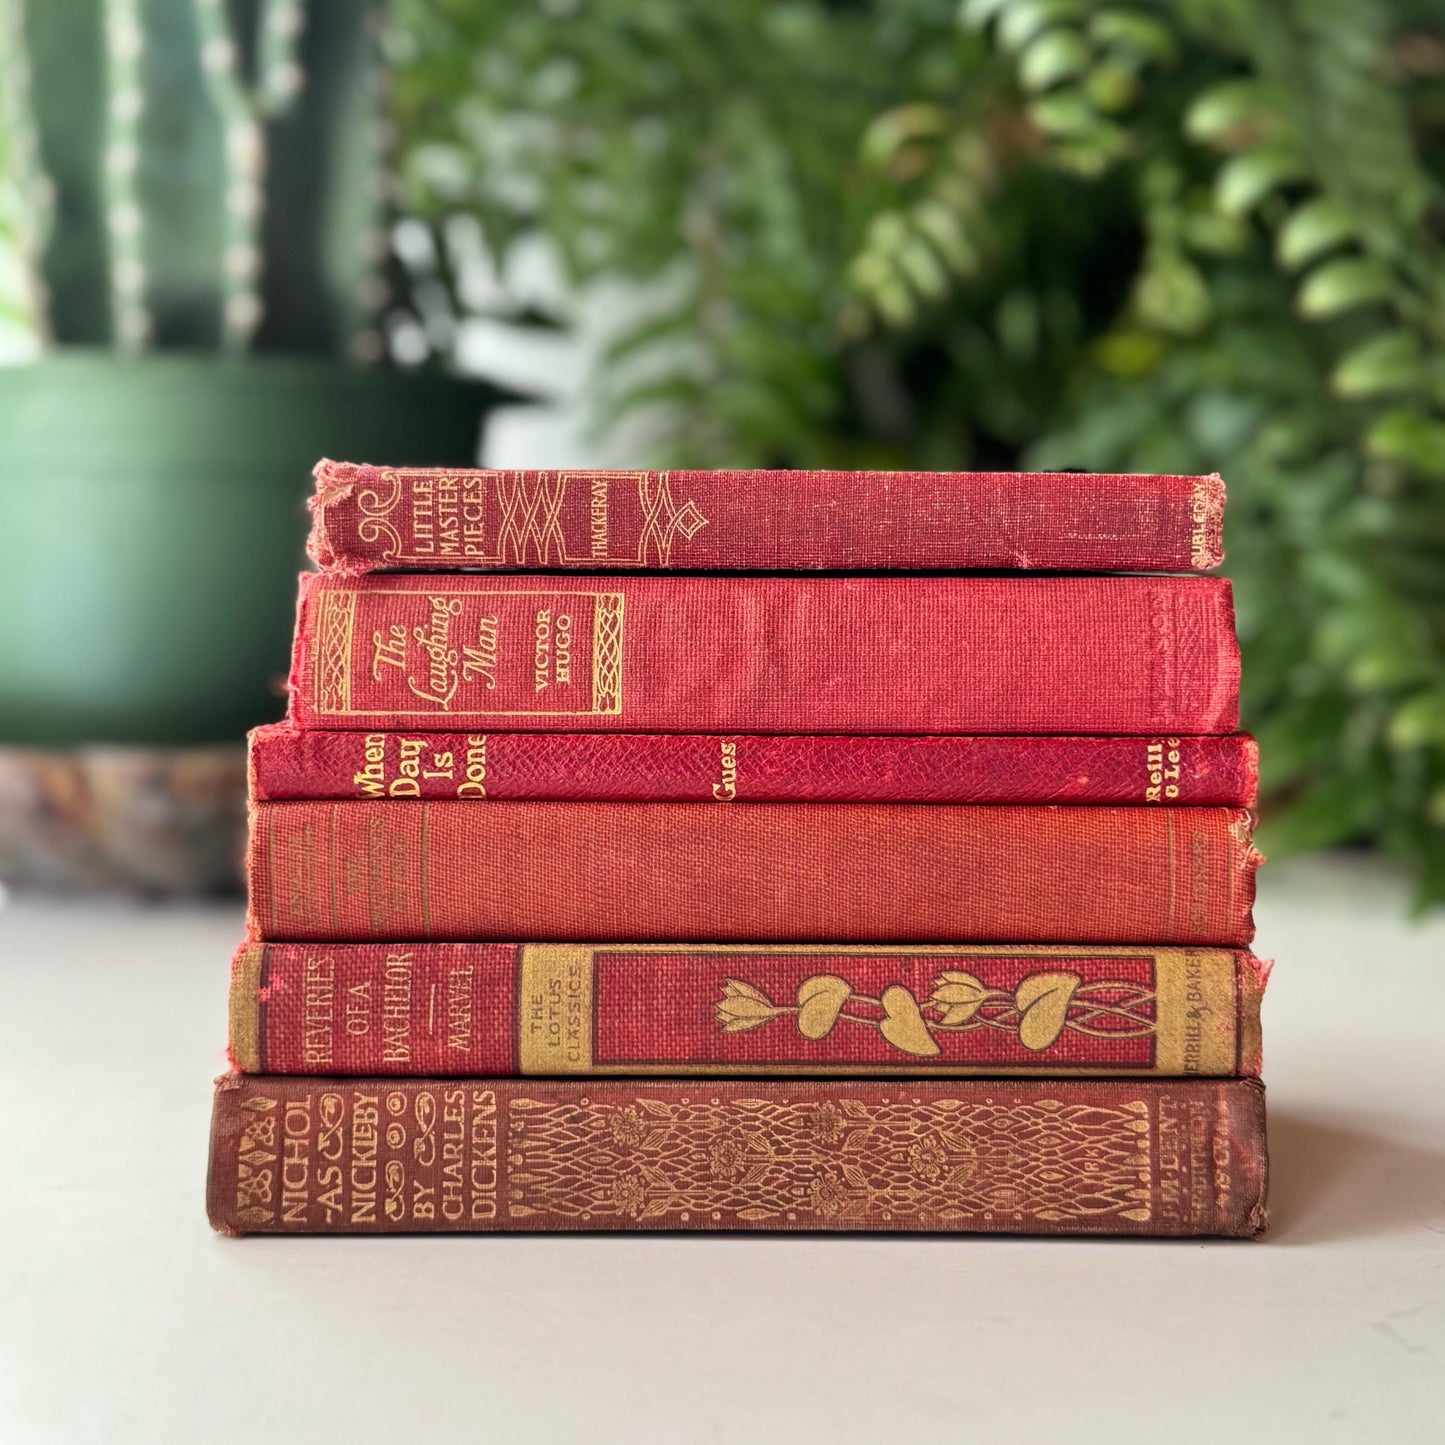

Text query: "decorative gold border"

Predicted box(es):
[312, 591, 356, 714]
[592, 592, 624, 714]
[309, 587, 626, 717]
[351, 470, 707, 567]
[513, 944, 1245, 1077]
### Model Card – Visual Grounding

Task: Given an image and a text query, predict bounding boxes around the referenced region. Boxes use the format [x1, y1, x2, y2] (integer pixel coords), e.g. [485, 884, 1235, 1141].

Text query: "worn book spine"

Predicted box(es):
[207, 1075, 1268, 1236]
[287, 573, 1240, 735]
[306, 460, 1225, 574]
[247, 725, 1259, 806]
[247, 801, 1259, 945]
[229, 941, 1267, 1078]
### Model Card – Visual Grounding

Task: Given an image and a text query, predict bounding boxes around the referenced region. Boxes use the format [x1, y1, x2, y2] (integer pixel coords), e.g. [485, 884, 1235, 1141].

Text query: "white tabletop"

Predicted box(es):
[2, 852, 1442, 1445]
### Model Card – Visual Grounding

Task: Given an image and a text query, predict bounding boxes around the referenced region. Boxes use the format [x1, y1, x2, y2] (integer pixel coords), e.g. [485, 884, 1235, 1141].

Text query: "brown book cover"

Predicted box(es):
[207, 1075, 1268, 1237]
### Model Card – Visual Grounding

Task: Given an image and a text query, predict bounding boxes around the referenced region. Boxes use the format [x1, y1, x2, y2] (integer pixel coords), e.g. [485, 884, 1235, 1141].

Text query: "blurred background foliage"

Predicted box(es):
[3, 0, 1443, 900]
[386, 0, 1445, 902]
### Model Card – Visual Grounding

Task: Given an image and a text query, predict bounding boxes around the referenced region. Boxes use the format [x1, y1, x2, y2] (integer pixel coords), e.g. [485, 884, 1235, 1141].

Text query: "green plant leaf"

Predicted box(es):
[1214, 149, 1307, 216]
[1297, 258, 1394, 318]
[1027, 89, 1099, 138]
[998, 1, 1085, 53]
[1184, 79, 1268, 146]
[1276, 198, 1357, 270]
[1088, 9, 1175, 64]
[959, 0, 1014, 30]
[1332, 331, 1425, 398]
[1019, 30, 1091, 91]
[1366, 410, 1445, 478]
[1388, 689, 1445, 750]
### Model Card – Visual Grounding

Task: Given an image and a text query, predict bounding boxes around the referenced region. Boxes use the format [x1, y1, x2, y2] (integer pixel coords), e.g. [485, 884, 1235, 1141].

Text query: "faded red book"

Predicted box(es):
[287, 574, 1240, 735]
[247, 801, 1258, 945]
[229, 941, 1266, 1077]
[207, 1075, 1268, 1236]
[306, 460, 1225, 574]
[247, 725, 1259, 806]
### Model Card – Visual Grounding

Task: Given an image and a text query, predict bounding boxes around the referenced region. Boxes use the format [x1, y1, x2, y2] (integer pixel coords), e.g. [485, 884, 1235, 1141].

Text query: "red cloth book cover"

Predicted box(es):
[287, 573, 1241, 736]
[247, 725, 1259, 806]
[207, 1074, 1268, 1236]
[229, 941, 1266, 1078]
[307, 460, 1225, 573]
[246, 801, 1259, 945]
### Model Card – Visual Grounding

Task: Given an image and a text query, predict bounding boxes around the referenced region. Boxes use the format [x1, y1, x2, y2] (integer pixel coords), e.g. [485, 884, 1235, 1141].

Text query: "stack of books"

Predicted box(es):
[208, 462, 1268, 1237]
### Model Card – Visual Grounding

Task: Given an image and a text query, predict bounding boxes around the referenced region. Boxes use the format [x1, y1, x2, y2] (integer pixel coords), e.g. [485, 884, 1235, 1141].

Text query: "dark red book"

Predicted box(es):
[247, 725, 1258, 806]
[207, 1075, 1268, 1236]
[229, 941, 1266, 1077]
[246, 801, 1259, 945]
[307, 460, 1225, 574]
[287, 574, 1240, 735]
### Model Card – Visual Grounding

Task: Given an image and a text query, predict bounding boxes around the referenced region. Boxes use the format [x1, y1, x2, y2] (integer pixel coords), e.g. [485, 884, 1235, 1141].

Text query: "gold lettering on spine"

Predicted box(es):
[441, 1088, 467, 1222]
[590, 475, 609, 557]
[406, 597, 465, 708]
[518, 946, 596, 1074]
[1144, 737, 1182, 802]
[302, 955, 336, 1065]
[350, 1094, 380, 1224]
[470, 1091, 498, 1219]
[456, 735, 488, 798]
[1190, 476, 1218, 570]
[382, 952, 414, 1063]
[281, 1095, 313, 1225]
[1152, 949, 1237, 1076]
[445, 963, 474, 1052]
[712, 738, 738, 800]
[353, 733, 388, 797]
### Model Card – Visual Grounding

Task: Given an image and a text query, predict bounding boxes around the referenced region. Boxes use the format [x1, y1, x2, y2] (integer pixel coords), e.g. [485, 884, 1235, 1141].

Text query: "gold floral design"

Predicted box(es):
[708, 1137, 745, 1179]
[508, 1094, 1154, 1226]
[808, 1103, 847, 1146]
[714, 971, 1157, 1058]
[907, 1135, 948, 1180]
[610, 1174, 646, 1217]
[609, 1107, 647, 1147]
[808, 1172, 848, 1217]
[715, 979, 793, 1030]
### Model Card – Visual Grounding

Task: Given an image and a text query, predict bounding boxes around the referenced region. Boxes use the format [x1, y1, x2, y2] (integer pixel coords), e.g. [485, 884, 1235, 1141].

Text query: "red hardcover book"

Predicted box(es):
[248, 725, 1259, 806]
[307, 460, 1224, 573]
[246, 801, 1258, 945]
[207, 1075, 1268, 1236]
[229, 941, 1266, 1077]
[287, 574, 1240, 735]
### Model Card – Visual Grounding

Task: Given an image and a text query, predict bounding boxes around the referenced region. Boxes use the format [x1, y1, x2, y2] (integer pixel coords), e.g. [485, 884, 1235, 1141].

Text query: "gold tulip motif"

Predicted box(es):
[713, 970, 1156, 1058]
[715, 979, 792, 1031]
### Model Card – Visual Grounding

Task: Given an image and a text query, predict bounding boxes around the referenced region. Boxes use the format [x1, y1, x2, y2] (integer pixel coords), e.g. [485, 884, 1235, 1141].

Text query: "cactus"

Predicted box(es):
[4, 0, 386, 356]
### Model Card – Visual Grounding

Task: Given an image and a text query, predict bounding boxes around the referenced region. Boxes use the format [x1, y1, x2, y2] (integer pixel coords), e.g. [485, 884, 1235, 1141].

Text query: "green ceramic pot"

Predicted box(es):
[0, 353, 507, 744]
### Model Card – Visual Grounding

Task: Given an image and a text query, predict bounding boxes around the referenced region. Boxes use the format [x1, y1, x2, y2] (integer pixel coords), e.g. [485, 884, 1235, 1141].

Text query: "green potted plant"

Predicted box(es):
[0, 0, 512, 889]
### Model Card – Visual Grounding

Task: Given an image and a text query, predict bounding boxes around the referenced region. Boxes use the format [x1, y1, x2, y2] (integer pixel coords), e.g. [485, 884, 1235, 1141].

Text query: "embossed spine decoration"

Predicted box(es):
[306, 461, 1225, 574]
[246, 726, 1260, 805]
[720, 970, 1159, 1057]
[228, 942, 1265, 1077]
[287, 573, 1241, 735]
[207, 1076, 1268, 1236]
